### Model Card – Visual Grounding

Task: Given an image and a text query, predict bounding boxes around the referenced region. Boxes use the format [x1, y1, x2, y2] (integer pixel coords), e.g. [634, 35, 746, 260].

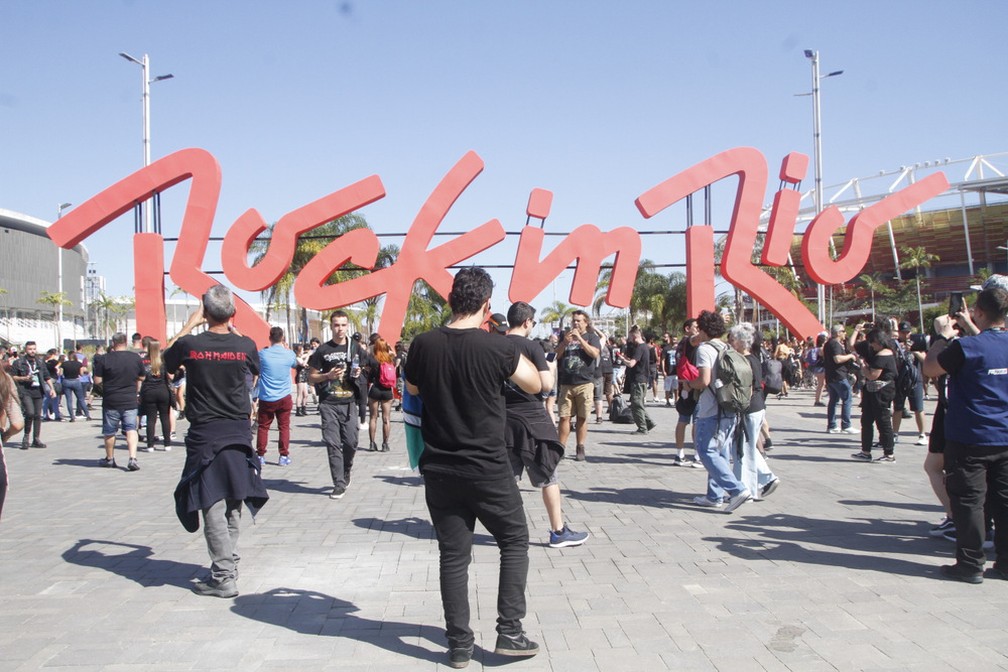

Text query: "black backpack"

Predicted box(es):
[894, 344, 920, 396]
[609, 395, 634, 424]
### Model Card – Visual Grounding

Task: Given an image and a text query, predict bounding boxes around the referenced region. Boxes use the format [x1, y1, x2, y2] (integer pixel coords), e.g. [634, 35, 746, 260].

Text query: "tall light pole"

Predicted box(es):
[119, 52, 173, 233]
[56, 202, 72, 350]
[803, 50, 843, 326]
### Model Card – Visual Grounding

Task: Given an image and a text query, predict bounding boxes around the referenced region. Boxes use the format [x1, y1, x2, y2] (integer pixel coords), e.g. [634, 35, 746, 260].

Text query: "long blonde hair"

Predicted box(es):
[147, 339, 163, 377]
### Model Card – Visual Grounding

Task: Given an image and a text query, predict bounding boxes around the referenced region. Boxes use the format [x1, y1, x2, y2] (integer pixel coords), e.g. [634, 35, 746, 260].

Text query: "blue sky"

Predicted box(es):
[2, 1, 1005, 315]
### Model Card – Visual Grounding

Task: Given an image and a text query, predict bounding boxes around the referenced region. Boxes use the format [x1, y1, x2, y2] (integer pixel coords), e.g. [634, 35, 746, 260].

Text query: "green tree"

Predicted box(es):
[39, 290, 73, 348]
[250, 214, 383, 341]
[92, 292, 120, 340]
[900, 246, 940, 332]
[539, 300, 575, 329]
[402, 280, 450, 339]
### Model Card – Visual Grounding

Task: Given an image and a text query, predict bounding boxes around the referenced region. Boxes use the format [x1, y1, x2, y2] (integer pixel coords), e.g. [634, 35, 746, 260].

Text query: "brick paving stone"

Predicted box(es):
[3, 390, 1008, 669]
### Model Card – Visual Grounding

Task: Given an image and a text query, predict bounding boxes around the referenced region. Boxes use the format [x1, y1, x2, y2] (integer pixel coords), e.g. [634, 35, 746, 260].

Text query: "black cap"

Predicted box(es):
[898, 321, 912, 332]
[488, 313, 508, 334]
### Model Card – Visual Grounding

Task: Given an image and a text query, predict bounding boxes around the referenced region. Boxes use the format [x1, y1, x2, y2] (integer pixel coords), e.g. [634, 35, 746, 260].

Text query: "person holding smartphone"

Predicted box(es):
[308, 311, 370, 500]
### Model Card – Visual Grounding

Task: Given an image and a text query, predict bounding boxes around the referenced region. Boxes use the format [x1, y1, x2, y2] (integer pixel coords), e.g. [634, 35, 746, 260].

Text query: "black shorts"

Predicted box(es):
[368, 387, 393, 402]
[928, 404, 945, 455]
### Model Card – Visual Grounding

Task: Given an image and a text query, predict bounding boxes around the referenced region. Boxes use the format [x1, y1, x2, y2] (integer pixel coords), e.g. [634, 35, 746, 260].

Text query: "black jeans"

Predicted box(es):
[945, 441, 1008, 573]
[423, 471, 529, 648]
[860, 390, 894, 455]
[19, 392, 43, 443]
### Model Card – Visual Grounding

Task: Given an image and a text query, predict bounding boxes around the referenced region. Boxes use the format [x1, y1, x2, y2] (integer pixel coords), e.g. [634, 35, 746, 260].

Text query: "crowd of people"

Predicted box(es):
[2, 271, 1006, 667]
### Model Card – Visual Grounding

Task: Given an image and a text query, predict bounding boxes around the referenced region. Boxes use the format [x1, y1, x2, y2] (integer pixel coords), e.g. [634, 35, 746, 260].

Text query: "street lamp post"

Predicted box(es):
[118, 52, 173, 233]
[56, 202, 72, 350]
[803, 50, 843, 326]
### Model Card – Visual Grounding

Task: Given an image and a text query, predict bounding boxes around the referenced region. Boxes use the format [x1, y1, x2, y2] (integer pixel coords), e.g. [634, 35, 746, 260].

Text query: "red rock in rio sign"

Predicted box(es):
[47, 147, 949, 348]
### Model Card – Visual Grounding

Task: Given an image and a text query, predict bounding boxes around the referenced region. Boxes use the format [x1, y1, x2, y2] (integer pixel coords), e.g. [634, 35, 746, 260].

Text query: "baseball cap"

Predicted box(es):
[488, 313, 508, 334]
[898, 321, 912, 332]
[970, 274, 1008, 292]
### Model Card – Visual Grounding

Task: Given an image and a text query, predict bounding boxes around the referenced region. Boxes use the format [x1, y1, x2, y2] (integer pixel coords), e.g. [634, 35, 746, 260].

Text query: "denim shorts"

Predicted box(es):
[102, 408, 138, 437]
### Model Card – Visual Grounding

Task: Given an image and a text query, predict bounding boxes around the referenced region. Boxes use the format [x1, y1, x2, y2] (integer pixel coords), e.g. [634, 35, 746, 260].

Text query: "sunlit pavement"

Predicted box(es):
[2, 389, 1006, 671]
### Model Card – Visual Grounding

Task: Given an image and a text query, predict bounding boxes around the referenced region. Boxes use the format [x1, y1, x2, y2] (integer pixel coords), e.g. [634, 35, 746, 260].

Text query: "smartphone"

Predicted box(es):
[949, 292, 964, 317]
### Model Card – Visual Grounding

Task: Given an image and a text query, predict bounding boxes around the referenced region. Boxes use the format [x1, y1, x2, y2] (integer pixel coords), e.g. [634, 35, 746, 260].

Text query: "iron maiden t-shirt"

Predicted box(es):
[164, 331, 260, 424]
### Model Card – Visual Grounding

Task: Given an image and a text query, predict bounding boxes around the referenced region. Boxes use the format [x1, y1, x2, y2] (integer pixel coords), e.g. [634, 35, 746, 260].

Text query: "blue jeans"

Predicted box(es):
[695, 413, 746, 502]
[424, 471, 529, 649]
[826, 378, 852, 430]
[62, 378, 89, 420]
[43, 391, 62, 420]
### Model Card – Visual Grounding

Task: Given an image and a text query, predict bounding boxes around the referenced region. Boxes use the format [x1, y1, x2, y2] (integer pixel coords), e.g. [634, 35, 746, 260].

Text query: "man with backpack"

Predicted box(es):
[687, 310, 752, 513]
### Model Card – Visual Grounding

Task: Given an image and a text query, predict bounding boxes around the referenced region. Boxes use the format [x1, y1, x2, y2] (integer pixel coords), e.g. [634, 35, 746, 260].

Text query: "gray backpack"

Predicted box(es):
[712, 342, 754, 415]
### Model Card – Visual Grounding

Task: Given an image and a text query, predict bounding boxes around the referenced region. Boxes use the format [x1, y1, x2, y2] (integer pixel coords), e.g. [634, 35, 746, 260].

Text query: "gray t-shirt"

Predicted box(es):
[695, 339, 726, 418]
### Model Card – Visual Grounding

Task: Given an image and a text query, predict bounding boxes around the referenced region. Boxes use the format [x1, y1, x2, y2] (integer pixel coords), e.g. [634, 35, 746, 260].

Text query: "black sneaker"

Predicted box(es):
[98, 457, 117, 468]
[32, 440, 47, 449]
[330, 485, 346, 500]
[447, 645, 474, 669]
[494, 631, 539, 657]
[672, 455, 684, 466]
[344, 471, 352, 489]
[127, 458, 140, 471]
[929, 517, 955, 537]
[986, 564, 1008, 580]
[20, 439, 30, 450]
[940, 563, 983, 584]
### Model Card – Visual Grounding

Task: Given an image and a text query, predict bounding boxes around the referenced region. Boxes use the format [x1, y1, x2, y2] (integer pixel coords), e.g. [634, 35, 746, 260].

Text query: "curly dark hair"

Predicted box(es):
[448, 267, 494, 316]
[697, 310, 725, 339]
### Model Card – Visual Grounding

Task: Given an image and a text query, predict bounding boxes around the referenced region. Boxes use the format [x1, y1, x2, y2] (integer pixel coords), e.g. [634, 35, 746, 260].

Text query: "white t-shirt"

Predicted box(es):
[695, 339, 726, 418]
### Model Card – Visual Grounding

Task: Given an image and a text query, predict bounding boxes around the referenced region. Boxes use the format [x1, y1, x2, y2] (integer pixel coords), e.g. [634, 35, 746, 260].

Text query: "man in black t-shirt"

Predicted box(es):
[555, 310, 601, 462]
[404, 268, 542, 668]
[505, 301, 589, 550]
[619, 325, 656, 434]
[9, 341, 56, 449]
[308, 310, 370, 500]
[823, 323, 857, 433]
[164, 284, 267, 599]
[93, 333, 146, 470]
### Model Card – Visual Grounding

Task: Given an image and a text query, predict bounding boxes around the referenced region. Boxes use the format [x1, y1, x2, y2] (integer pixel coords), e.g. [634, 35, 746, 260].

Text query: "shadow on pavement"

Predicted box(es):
[708, 513, 948, 577]
[565, 486, 692, 510]
[260, 478, 332, 496]
[352, 516, 496, 546]
[837, 499, 939, 513]
[232, 588, 444, 663]
[52, 458, 104, 468]
[61, 539, 203, 589]
[373, 474, 423, 487]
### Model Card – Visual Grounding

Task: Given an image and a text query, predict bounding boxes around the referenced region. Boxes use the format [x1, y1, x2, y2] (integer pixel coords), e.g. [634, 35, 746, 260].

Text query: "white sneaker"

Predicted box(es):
[915, 434, 927, 446]
[692, 495, 722, 508]
[840, 427, 856, 435]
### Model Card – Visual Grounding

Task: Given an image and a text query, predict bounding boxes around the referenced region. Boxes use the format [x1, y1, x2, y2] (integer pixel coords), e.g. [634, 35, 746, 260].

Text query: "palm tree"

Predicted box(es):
[539, 300, 575, 330]
[250, 214, 379, 341]
[93, 292, 119, 340]
[900, 246, 940, 331]
[402, 280, 450, 338]
[857, 273, 892, 323]
[38, 290, 72, 348]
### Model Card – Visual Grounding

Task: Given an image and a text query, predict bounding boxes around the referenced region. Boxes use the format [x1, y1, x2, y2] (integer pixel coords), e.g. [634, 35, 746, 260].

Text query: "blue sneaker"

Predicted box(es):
[548, 525, 589, 548]
[278, 455, 292, 466]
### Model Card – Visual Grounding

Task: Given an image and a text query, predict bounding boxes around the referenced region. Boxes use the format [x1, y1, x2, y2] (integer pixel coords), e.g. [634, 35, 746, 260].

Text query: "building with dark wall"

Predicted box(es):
[0, 208, 89, 346]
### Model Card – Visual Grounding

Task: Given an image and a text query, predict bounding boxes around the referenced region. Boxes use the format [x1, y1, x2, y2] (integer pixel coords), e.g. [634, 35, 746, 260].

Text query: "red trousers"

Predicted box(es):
[257, 396, 292, 456]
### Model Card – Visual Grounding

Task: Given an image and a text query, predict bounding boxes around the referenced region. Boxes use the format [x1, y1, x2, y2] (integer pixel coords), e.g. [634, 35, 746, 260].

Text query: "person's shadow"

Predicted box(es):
[232, 588, 447, 664]
[62, 539, 204, 588]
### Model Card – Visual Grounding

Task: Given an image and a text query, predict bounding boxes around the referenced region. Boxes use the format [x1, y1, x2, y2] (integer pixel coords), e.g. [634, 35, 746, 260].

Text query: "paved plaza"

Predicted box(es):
[2, 388, 1007, 671]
